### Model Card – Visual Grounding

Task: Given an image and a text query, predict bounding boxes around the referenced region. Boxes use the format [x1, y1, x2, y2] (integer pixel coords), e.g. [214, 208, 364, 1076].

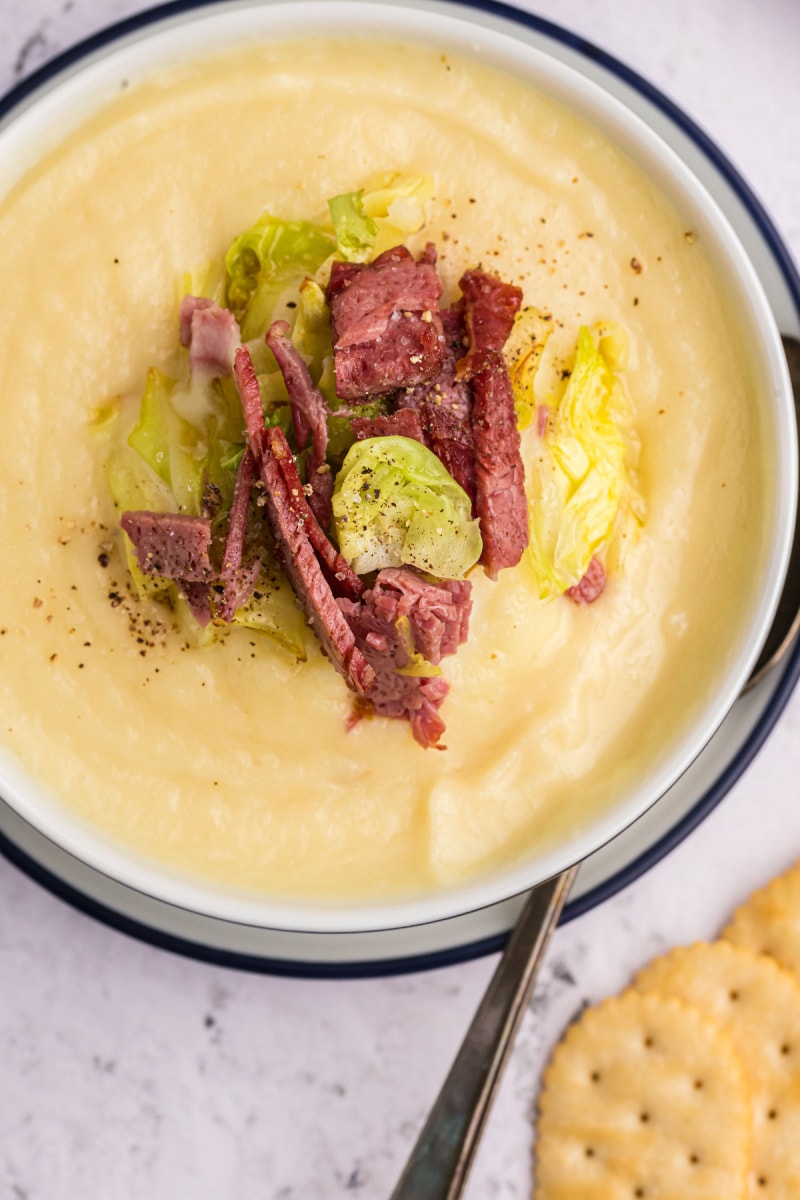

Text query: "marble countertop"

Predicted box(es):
[1, 1, 799, 1197]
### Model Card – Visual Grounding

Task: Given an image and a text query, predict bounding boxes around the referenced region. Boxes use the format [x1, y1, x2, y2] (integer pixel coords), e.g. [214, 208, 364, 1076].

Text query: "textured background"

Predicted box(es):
[1, 2, 799, 1197]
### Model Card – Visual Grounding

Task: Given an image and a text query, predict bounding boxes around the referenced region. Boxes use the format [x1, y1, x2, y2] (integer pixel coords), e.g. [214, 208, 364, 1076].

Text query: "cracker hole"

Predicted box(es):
[634, 1189, 645, 1198]
[590, 1071, 601, 1083]
[768, 1109, 778, 1121]
[729, 989, 740, 1001]
[643, 1036, 654, 1048]
[689, 1154, 700, 1166]
[758, 1177, 768, 1188]
[585, 1147, 595, 1159]
[639, 1111, 650, 1124]
[780, 1044, 791, 1056]
[693, 1079, 704, 1090]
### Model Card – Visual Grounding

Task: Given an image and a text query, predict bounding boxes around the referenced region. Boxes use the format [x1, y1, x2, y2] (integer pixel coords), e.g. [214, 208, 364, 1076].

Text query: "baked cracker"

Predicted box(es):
[723, 859, 800, 984]
[534, 989, 750, 1199]
[634, 940, 800, 1198]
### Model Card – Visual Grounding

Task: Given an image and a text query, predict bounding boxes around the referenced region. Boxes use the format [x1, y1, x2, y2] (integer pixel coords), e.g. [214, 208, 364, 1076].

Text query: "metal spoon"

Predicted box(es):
[389, 867, 578, 1200]
[389, 332, 800, 1200]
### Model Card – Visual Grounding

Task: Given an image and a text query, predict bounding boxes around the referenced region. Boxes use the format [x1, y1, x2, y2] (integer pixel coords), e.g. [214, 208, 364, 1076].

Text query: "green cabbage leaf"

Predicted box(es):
[328, 190, 378, 263]
[127, 367, 208, 516]
[504, 306, 553, 431]
[225, 216, 335, 340]
[332, 436, 482, 578]
[525, 325, 644, 599]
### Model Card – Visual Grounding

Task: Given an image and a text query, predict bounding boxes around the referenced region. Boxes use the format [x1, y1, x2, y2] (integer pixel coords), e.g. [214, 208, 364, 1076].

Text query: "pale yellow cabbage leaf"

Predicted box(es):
[524, 324, 644, 599]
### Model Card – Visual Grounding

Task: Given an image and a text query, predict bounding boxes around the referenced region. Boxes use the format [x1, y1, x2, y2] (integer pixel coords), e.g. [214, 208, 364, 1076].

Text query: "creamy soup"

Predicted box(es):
[0, 37, 769, 905]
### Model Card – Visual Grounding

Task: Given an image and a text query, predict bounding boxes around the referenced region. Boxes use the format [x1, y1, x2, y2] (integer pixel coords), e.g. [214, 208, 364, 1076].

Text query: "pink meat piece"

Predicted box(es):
[211, 446, 260, 623]
[327, 246, 446, 400]
[268, 428, 362, 603]
[120, 511, 215, 582]
[565, 557, 607, 605]
[179, 295, 240, 377]
[456, 269, 522, 381]
[181, 582, 213, 628]
[258, 428, 374, 697]
[396, 305, 476, 506]
[339, 566, 472, 749]
[234, 345, 268, 459]
[471, 355, 529, 579]
[265, 321, 328, 462]
[265, 320, 334, 528]
[351, 408, 426, 444]
[234, 347, 363, 601]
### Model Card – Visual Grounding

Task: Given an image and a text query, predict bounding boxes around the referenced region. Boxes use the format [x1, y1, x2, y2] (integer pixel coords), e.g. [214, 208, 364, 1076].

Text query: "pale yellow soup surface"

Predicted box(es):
[0, 38, 768, 904]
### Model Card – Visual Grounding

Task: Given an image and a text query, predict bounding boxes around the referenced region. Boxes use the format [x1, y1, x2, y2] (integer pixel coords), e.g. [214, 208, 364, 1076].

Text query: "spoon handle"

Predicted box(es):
[389, 866, 578, 1200]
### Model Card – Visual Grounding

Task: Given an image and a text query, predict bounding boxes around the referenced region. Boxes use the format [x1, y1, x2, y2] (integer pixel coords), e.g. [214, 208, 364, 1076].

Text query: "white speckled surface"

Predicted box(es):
[1, 2, 799, 1197]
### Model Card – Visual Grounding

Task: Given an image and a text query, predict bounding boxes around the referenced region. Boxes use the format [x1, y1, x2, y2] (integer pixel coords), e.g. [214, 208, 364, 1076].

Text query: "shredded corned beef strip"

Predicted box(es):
[267, 427, 362, 603]
[265, 320, 333, 528]
[234, 349, 374, 691]
[448, 268, 528, 578]
[338, 567, 472, 749]
[258, 430, 374, 696]
[471, 358, 529, 579]
[351, 408, 426, 444]
[396, 305, 476, 506]
[233, 347, 362, 602]
[234, 345, 268, 460]
[211, 446, 260, 623]
[120, 511, 216, 582]
[181, 582, 213, 628]
[456, 270, 522, 382]
[566, 557, 606, 605]
[179, 295, 241, 377]
[327, 245, 445, 400]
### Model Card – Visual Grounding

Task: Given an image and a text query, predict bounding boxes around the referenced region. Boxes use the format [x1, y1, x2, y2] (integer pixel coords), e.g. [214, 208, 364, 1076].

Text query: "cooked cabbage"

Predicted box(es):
[525, 325, 644, 599]
[224, 216, 335, 340]
[328, 190, 379, 263]
[127, 368, 207, 516]
[332, 436, 482, 578]
[504, 306, 553, 431]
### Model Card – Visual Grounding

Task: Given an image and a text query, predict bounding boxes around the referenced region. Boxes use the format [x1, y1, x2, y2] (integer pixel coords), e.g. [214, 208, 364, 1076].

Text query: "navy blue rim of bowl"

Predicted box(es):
[1, 0, 799, 980]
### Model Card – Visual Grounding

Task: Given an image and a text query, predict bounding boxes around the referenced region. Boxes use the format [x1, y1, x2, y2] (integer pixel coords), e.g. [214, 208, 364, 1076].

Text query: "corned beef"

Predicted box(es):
[234, 345, 268, 461]
[447, 267, 528, 578]
[471, 357, 529, 578]
[179, 295, 240, 378]
[339, 567, 472, 749]
[266, 427, 362, 603]
[257, 428, 374, 696]
[265, 320, 333, 527]
[456, 269, 522, 381]
[120, 511, 215, 583]
[211, 446, 260, 624]
[328, 246, 445, 400]
[351, 408, 426, 444]
[396, 305, 476, 505]
[565, 557, 607, 605]
[233, 347, 363, 602]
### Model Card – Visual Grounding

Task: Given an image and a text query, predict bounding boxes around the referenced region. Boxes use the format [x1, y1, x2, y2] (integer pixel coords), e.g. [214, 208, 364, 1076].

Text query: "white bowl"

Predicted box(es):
[0, 0, 795, 935]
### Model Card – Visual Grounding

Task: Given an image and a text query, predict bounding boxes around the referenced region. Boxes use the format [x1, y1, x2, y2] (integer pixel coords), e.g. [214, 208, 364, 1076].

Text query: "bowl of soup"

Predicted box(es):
[0, 0, 794, 934]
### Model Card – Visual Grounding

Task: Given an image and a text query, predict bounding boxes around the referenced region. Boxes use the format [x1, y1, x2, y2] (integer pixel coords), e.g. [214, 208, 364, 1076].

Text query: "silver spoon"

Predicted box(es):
[389, 332, 800, 1200]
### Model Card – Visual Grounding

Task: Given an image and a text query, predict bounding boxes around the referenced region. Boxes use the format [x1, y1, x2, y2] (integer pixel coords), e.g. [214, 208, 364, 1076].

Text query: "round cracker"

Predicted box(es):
[634, 941, 800, 1198]
[723, 860, 800, 984]
[535, 989, 750, 1199]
